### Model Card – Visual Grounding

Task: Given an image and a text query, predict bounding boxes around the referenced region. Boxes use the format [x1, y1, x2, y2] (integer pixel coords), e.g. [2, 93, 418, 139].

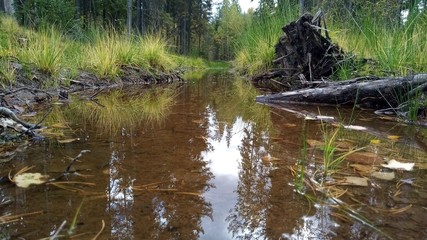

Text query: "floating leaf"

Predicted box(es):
[57, 138, 80, 144]
[387, 135, 400, 140]
[381, 159, 414, 171]
[337, 176, 369, 186]
[370, 139, 381, 144]
[13, 173, 49, 188]
[371, 171, 395, 181]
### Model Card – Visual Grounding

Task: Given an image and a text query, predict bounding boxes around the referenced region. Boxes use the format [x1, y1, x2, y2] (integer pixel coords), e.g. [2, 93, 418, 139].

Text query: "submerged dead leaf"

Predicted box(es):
[382, 159, 414, 171]
[13, 173, 49, 188]
[350, 164, 378, 174]
[50, 123, 69, 129]
[306, 139, 324, 147]
[346, 151, 382, 165]
[57, 138, 80, 144]
[371, 171, 395, 181]
[261, 155, 281, 162]
[343, 125, 367, 131]
[337, 176, 369, 186]
[387, 135, 400, 140]
[336, 141, 354, 149]
[415, 163, 427, 169]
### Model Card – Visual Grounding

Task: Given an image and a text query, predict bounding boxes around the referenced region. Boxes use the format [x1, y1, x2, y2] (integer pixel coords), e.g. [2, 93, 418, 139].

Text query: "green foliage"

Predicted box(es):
[213, 0, 246, 60]
[14, 0, 77, 29]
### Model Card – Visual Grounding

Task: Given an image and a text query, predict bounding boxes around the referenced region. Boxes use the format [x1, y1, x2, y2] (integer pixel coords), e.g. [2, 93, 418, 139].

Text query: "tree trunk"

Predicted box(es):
[127, 0, 133, 38]
[136, 0, 144, 34]
[299, 0, 305, 15]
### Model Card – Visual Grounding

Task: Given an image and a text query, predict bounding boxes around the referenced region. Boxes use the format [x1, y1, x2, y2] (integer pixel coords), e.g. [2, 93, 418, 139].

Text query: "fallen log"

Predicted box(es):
[256, 74, 427, 110]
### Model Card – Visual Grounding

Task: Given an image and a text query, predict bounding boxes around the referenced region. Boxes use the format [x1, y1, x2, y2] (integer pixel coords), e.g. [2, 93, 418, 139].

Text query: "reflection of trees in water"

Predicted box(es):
[227, 124, 272, 239]
[104, 82, 215, 239]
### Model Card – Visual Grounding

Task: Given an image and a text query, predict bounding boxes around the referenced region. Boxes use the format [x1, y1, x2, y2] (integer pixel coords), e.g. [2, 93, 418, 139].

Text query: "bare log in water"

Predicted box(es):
[256, 74, 427, 109]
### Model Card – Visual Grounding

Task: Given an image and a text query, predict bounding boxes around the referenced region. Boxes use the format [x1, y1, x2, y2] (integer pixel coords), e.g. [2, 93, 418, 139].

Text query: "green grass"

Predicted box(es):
[233, 4, 298, 75]
[331, 12, 427, 76]
[20, 27, 65, 75]
[0, 60, 15, 86]
[138, 35, 177, 72]
[0, 15, 201, 84]
[85, 31, 121, 78]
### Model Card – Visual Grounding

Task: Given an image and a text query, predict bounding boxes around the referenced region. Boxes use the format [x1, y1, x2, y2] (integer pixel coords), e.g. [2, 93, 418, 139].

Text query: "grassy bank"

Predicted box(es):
[0, 15, 207, 87]
[332, 12, 427, 76]
[233, 8, 427, 78]
[233, 6, 298, 76]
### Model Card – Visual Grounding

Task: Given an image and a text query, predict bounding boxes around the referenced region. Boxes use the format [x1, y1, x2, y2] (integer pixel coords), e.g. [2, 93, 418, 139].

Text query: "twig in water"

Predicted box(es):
[66, 150, 91, 173]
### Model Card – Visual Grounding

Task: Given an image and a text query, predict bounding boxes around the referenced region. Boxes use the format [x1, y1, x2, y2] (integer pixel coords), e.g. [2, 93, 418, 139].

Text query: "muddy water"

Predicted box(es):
[1, 73, 426, 240]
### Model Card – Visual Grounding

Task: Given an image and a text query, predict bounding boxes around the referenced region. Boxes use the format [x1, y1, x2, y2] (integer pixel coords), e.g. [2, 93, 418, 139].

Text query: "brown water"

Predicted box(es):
[0, 73, 426, 239]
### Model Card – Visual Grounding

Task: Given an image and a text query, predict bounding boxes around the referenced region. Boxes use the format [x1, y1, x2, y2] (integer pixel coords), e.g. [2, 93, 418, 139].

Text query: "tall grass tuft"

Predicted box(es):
[85, 31, 121, 78]
[21, 27, 65, 75]
[332, 11, 427, 76]
[137, 35, 177, 72]
[233, 4, 298, 75]
[0, 60, 15, 86]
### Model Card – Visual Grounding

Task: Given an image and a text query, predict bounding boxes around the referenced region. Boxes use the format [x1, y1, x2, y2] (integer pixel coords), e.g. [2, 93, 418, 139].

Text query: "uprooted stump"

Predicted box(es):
[253, 11, 344, 91]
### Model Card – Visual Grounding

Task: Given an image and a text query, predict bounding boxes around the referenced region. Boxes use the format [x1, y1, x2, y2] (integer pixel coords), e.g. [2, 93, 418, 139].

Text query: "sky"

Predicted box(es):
[213, 0, 260, 13]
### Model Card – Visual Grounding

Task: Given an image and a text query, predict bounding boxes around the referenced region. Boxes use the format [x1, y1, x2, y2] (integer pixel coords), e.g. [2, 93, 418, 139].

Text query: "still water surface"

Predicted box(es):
[1, 73, 426, 239]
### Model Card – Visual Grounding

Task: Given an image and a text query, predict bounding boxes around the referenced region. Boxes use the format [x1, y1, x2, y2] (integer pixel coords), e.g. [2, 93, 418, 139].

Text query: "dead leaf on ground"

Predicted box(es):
[346, 151, 383, 165]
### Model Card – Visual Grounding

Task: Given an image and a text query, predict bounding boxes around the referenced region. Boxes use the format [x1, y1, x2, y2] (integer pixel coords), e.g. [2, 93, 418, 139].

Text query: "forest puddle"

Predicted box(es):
[0, 73, 426, 239]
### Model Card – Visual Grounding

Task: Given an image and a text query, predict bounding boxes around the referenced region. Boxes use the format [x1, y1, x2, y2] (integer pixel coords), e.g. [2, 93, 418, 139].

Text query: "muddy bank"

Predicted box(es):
[1, 61, 184, 113]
